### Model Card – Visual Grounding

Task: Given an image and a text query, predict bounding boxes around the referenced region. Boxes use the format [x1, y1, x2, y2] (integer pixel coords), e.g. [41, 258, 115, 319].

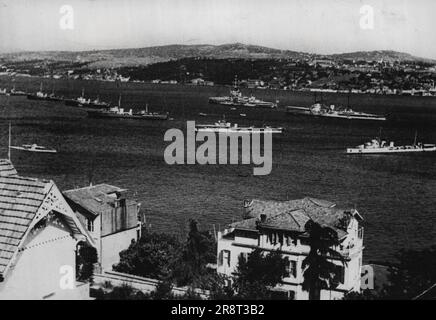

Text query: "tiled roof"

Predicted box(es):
[63, 184, 127, 216]
[0, 160, 93, 280]
[0, 171, 51, 276]
[0, 159, 18, 177]
[231, 197, 361, 239]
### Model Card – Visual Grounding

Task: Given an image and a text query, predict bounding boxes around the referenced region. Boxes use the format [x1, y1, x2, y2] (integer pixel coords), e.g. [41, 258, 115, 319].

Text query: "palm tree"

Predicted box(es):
[302, 220, 346, 300]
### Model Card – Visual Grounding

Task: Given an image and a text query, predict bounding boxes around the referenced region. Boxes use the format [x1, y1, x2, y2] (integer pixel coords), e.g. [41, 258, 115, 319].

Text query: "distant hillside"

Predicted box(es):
[1, 44, 434, 68]
[330, 50, 435, 63]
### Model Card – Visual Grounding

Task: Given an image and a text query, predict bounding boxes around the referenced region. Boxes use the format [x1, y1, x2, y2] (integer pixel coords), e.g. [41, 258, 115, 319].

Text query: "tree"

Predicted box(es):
[113, 231, 182, 280]
[171, 219, 216, 286]
[76, 242, 98, 282]
[113, 220, 216, 289]
[92, 284, 150, 300]
[343, 289, 379, 300]
[383, 246, 436, 299]
[232, 249, 289, 300]
[302, 220, 345, 300]
[206, 274, 235, 300]
[150, 280, 175, 300]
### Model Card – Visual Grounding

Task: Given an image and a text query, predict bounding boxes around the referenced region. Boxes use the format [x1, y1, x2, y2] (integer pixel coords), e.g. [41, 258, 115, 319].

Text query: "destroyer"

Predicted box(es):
[65, 89, 110, 108]
[287, 102, 386, 121]
[164, 121, 272, 175]
[195, 119, 283, 134]
[87, 101, 169, 120]
[346, 137, 436, 154]
[27, 83, 63, 101]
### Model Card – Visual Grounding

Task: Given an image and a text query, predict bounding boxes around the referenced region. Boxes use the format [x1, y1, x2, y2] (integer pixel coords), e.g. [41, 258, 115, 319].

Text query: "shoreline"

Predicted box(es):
[1, 74, 436, 111]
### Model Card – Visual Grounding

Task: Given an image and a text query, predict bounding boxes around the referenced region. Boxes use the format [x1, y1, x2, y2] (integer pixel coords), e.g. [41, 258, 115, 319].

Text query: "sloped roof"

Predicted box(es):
[0, 160, 92, 280]
[260, 208, 310, 233]
[0, 173, 49, 276]
[231, 197, 362, 239]
[0, 159, 18, 177]
[63, 184, 129, 216]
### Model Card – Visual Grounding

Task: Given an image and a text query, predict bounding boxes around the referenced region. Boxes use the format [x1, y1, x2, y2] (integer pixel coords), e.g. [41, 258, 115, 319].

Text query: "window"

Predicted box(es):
[286, 260, 297, 278]
[87, 218, 94, 232]
[358, 227, 364, 239]
[239, 252, 248, 262]
[300, 238, 310, 246]
[219, 250, 231, 267]
[333, 265, 345, 285]
[270, 290, 288, 300]
[223, 250, 231, 267]
[269, 289, 296, 300]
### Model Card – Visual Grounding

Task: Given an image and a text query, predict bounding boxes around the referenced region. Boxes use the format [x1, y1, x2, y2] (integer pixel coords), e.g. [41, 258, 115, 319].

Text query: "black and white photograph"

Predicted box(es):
[0, 0, 435, 305]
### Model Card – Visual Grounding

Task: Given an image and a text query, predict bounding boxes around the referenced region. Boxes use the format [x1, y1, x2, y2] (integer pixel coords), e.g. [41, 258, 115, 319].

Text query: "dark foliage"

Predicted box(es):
[302, 220, 345, 300]
[383, 245, 436, 299]
[113, 231, 182, 280]
[232, 249, 289, 300]
[172, 219, 217, 286]
[150, 280, 175, 300]
[113, 220, 216, 289]
[76, 242, 98, 282]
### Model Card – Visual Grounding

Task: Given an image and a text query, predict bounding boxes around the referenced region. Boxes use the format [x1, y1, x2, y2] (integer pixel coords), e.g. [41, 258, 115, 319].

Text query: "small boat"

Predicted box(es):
[10, 144, 57, 153]
[10, 86, 27, 96]
[6, 123, 57, 155]
[198, 112, 208, 116]
[346, 133, 436, 154]
[195, 119, 283, 134]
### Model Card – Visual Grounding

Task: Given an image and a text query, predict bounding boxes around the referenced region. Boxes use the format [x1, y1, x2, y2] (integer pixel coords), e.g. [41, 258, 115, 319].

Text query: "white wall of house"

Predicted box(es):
[0, 220, 84, 300]
[101, 227, 138, 271]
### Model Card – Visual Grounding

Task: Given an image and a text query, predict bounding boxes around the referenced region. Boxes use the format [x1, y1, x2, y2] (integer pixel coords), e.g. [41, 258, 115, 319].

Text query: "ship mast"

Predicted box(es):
[8, 122, 11, 161]
[233, 75, 238, 89]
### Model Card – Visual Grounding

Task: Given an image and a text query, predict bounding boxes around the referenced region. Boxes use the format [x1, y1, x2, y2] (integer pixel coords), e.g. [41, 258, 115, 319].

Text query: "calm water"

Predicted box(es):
[0, 79, 435, 263]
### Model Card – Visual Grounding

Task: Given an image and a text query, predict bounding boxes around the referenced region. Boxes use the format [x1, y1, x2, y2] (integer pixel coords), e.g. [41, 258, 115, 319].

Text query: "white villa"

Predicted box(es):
[0, 159, 94, 300]
[217, 197, 364, 300]
[63, 184, 142, 271]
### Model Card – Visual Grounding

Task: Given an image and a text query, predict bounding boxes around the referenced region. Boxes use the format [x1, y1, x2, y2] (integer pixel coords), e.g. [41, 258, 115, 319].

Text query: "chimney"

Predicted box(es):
[242, 199, 253, 219]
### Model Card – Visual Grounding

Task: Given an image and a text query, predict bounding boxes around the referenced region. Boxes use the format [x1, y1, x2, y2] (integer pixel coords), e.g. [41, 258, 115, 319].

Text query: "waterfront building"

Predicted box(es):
[217, 197, 364, 300]
[0, 160, 93, 299]
[63, 184, 142, 271]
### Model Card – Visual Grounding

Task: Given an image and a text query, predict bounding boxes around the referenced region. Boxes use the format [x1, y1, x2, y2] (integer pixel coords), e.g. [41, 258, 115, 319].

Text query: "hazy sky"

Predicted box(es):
[1, 0, 435, 58]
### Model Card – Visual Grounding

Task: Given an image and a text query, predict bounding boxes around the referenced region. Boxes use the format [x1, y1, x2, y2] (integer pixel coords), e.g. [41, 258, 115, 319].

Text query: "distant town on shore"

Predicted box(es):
[1, 43, 436, 97]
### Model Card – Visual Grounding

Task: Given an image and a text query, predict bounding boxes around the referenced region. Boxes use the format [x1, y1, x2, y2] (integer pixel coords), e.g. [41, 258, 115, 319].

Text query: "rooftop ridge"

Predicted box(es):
[63, 183, 125, 193]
